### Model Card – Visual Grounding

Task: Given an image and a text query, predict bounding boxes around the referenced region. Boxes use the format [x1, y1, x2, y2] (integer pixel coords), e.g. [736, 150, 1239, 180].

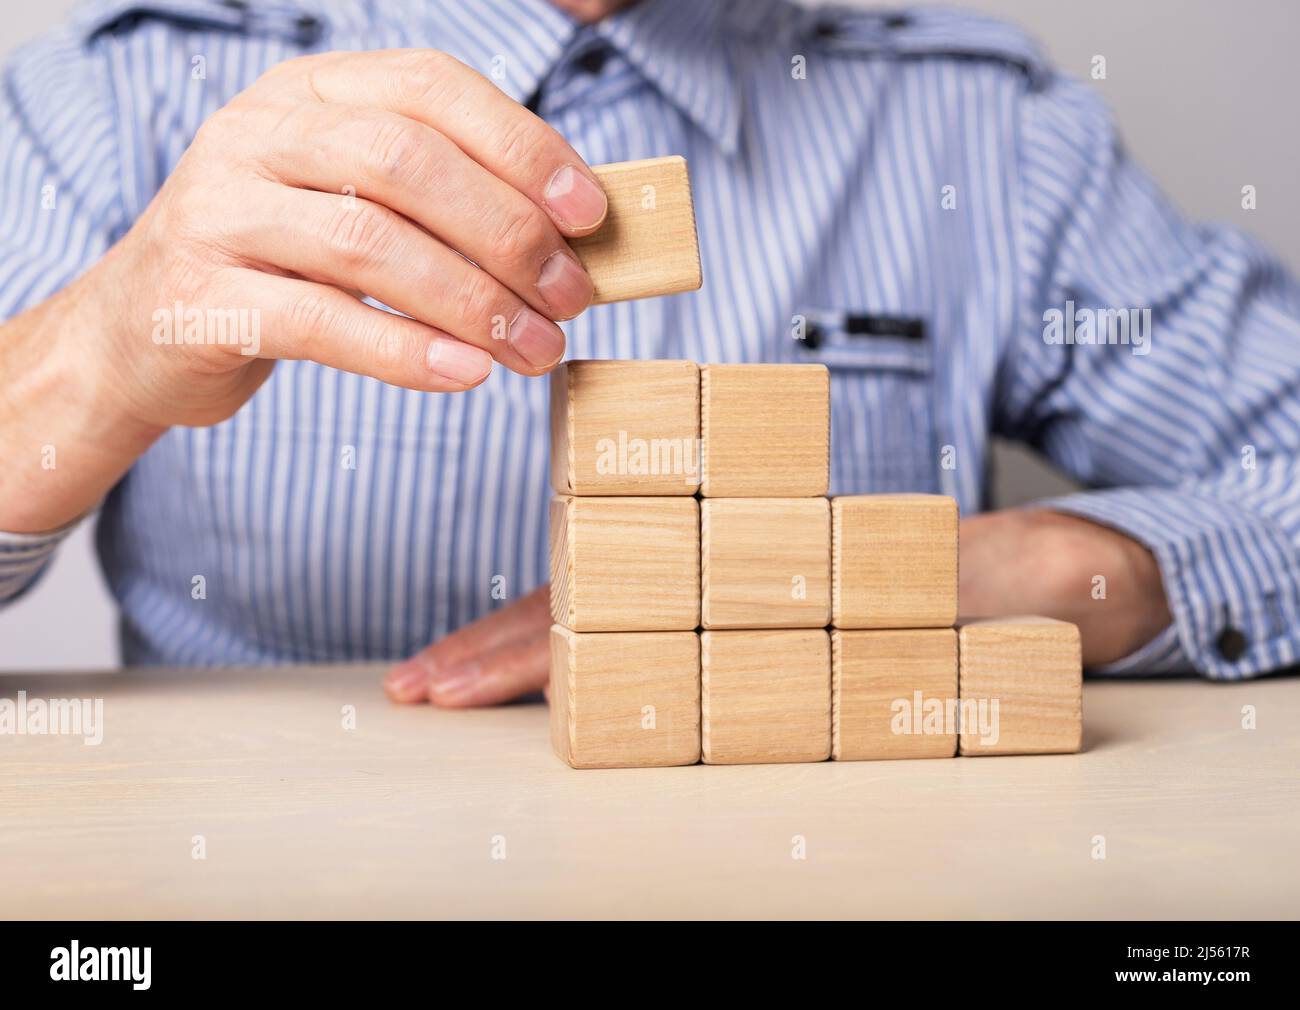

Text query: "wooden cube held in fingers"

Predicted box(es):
[700, 364, 830, 497]
[568, 156, 702, 303]
[832, 494, 958, 629]
[832, 629, 957, 761]
[550, 359, 700, 495]
[957, 617, 1083, 756]
[701, 630, 831, 765]
[701, 498, 830, 629]
[550, 495, 700, 631]
[550, 626, 701, 768]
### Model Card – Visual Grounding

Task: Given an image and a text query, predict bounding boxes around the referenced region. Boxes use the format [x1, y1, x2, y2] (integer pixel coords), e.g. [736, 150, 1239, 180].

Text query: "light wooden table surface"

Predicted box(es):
[2, 665, 1297, 919]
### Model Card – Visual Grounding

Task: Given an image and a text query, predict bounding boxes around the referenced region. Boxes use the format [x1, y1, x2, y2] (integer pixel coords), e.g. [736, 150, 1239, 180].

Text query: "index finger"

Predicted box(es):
[286, 49, 609, 236]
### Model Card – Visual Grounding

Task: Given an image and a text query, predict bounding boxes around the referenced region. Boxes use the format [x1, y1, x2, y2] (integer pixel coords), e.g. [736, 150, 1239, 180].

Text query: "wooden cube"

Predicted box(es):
[550, 626, 701, 768]
[700, 364, 829, 497]
[832, 629, 957, 761]
[957, 617, 1083, 756]
[550, 495, 699, 631]
[550, 359, 700, 495]
[701, 630, 831, 765]
[568, 156, 702, 304]
[832, 494, 957, 629]
[701, 498, 830, 629]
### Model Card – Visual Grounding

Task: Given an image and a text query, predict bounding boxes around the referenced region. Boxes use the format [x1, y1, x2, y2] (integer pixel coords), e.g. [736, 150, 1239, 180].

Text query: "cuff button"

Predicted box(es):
[1216, 626, 1248, 662]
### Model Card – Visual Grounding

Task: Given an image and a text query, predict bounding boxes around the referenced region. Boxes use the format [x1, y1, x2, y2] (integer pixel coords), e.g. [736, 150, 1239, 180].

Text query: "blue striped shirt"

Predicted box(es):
[3, 0, 1299, 677]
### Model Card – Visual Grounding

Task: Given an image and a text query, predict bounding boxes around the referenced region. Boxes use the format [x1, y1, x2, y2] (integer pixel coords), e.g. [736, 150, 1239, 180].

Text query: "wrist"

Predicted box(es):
[0, 274, 164, 533]
[960, 508, 1172, 665]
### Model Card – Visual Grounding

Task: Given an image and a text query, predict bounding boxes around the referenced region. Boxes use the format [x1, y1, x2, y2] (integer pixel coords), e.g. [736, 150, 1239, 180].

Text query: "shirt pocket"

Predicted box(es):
[794, 308, 940, 494]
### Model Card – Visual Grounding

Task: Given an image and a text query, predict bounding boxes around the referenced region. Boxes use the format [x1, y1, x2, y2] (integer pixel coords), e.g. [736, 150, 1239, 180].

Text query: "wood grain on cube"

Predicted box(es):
[701, 498, 830, 629]
[549, 495, 699, 632]
[549, 359, 700, 495]
[701, 629, 831, 765]
[700, 364, 830, 497]
[832, 629, 957, 761]
[568, 156, 702, 304]
[957, 616, 1083, 756]
[832, 494, 957, 629]
[550, 626, 701, 768]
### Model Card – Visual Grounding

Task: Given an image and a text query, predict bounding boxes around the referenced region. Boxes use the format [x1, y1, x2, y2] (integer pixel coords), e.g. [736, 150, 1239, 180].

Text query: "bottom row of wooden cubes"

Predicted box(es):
[550, 619, 1083, 769]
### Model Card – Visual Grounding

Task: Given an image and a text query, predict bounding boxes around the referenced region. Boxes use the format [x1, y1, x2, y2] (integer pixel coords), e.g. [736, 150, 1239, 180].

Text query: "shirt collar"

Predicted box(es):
[411, 0, 580, 105]
[413, 0, 741, 155]
[597, 0, 741, 155]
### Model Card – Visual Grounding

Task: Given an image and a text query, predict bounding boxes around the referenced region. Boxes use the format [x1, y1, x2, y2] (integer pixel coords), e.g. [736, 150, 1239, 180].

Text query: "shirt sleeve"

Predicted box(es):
[0, 24, 125, 605]
[1001, 71, 1300, 679]
[0, 525, 83, 604]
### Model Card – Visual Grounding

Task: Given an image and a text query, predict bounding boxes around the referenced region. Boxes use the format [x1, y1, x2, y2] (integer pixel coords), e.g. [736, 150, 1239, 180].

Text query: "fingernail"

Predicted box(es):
[427, 339, 491, 385]
[385, 667, 426, 701]
[544, 164, 607, 231]
[536, 251, 593, 319]
[509, 306, 566, 368]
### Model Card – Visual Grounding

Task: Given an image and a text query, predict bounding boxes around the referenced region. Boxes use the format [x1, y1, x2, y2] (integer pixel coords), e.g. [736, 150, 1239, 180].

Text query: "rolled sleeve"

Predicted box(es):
[1089, 623, 1186, 677]
[0, 522, 80, 604]
[1005, 73, 1300, 679]
[1043, 488, 1300, 679]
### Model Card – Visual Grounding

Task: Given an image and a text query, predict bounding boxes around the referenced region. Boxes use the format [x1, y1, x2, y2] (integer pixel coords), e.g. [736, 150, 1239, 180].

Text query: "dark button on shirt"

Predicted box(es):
[1216, 627, 1248, 662]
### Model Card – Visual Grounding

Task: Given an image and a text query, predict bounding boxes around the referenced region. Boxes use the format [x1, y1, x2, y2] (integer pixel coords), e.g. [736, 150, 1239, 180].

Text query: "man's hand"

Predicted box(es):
[387, 508, 1175, 708]
[385, 585, 552, 707]
[0, 49, 605, 533]
[960, 509, 1172, 666]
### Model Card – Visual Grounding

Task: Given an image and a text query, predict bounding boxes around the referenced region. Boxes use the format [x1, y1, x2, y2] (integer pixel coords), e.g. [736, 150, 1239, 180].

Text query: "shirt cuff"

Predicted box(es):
[0, 521, 80, 604]
[1038, 488, 1300, 679]
[1088, 622, 1189, 676]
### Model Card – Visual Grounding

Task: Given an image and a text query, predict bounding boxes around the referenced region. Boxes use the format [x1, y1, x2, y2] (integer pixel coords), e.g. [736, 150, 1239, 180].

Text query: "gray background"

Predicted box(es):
[3, 0, 1297, 669]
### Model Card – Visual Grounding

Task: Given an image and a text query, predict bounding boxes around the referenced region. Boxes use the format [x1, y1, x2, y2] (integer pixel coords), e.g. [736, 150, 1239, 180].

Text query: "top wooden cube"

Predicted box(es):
[568, 156, 703, 304]
[700, 364, 830, 497]
[550, 359, 701, 495]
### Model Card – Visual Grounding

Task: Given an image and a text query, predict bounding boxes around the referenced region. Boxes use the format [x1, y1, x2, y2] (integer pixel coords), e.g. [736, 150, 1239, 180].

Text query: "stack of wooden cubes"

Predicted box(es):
[549, 359, 1082, 769]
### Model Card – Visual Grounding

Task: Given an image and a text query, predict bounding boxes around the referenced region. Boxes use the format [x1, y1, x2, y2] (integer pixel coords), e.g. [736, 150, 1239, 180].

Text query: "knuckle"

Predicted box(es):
[162, 180, 206, 230]
[161, 179, 222, 250]
[392, 49, 460, 106]
[262, 53, 317, 81]
[190, 108, 238, 153]
[485, 204, 551, 270]
[452, 267, 505, 335]
[283, 290, 338, 342]
[321, 201, 396, 268]
[266, 52, 337, 99]
[257, 100, 309, 145]
[489, 115, 545, 178]
[362, 315, 421, 376]
[362, 117, 433, 188]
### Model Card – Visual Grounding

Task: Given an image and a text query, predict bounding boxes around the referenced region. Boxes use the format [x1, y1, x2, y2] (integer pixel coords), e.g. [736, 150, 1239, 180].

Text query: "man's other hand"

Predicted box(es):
[385, 585, 552, 707]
